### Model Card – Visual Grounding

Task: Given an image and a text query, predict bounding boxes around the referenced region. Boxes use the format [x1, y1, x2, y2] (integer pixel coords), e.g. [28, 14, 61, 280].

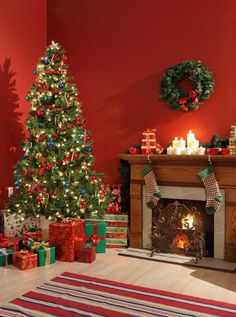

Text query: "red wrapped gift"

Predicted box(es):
[49, 219, 85, 262]
[141, 129, 156, 154]
[106, 232, 128, 239]
[221, 148, 230, 155]
[0, 234, 20, 250]
[22, 230, 42, 241]
[77, 245, 96, 263]
[13, 250, 37, 270]
[106, 221, 128, 228]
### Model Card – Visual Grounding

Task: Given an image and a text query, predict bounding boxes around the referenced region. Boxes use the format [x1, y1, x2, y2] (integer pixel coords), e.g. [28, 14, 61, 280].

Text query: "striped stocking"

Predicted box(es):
[141, 164, 161, 209]
[198, 165, 223, 215]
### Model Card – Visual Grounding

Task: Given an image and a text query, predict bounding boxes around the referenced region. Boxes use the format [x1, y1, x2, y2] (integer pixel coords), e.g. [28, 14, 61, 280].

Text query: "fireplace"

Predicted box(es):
[143, 185, 224, 260]
[119, 154, 236, 262]
[151, 199, 212, 261]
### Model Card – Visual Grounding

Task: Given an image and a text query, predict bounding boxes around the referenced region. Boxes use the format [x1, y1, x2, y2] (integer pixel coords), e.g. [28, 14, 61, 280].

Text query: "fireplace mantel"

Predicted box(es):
[119, 154, 236, 262]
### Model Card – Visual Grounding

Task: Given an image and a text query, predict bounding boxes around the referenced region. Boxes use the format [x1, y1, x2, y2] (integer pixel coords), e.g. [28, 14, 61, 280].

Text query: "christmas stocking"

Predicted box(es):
[198, 165, 223, 215]
[141, 164, 161, 209]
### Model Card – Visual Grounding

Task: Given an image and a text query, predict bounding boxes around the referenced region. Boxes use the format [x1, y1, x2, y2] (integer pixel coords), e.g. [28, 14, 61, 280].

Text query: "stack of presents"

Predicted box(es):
[0, 184, 128, 270]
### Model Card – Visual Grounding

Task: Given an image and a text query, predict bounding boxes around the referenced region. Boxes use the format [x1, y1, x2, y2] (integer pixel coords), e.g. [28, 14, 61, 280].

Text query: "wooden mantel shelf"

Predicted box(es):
[120, 154, 236, 262]
[120, 154, 236, 166]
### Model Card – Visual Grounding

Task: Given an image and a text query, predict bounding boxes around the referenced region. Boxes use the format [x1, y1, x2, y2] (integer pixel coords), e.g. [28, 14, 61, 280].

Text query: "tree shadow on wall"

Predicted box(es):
[0, 58, 25, 207]
[97, 72, 181, 146]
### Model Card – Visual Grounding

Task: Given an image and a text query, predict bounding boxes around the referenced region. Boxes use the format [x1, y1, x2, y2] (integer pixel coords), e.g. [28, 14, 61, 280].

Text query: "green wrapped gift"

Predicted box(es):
[85, 220, 106, 253]
[31, 242, 55, 266]
[0, 248, 15, 266]
[104, 214, 128, 222]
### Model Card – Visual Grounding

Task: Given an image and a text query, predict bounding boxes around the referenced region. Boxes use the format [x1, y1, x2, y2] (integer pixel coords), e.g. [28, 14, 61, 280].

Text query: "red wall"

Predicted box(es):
[1, 0, 236, 207]
[47, 0, 236, 183]
[0, 0, 47, 207]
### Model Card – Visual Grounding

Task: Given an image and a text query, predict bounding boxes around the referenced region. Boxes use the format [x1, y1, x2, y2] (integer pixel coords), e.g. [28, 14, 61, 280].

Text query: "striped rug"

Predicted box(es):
[1, 272, 236, 316]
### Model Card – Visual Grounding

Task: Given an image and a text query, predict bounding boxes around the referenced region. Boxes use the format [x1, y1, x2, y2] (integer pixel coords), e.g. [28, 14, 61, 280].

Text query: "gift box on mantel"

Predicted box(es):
[30, 241, 55, 267]
[49, 219, 85, 262]
[0, 248, 15, 266]
[77, 242, 96, 264]
[13, 251, 37, 270]
[85, 220, 106, 253]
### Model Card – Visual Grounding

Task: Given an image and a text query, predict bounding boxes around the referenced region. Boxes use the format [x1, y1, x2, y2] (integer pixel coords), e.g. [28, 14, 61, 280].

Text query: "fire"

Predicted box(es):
[175, 233, 191, 249]
[181, 213, 194, 229]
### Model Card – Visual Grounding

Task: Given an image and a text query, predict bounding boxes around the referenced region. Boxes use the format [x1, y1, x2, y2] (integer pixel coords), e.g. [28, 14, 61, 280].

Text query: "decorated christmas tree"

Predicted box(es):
[6, 41, 107, 220]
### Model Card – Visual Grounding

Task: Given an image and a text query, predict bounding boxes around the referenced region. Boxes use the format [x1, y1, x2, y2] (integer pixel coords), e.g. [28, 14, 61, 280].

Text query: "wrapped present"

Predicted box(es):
[4, 213, 40, 238]
[104, 214, 128, 221]
[4, 213, 23, 237]
[13, 250, 37, 270]
[141, 129, 157, 154]
[101, 184, 122, 213]
[106, 238, 128, 247]
[106, 221, 128, 228]
[0, 248, 15, 266]
[106, 232, 128, 239]
[106, 226, 128, 234]
[85, 220, 106, 253]
[30, 241, 55, 266]
[229, 124, 236, 155]
[77, 243, 96, 263]
[49, 219, 85, 262]
[0, 234, 20, 250]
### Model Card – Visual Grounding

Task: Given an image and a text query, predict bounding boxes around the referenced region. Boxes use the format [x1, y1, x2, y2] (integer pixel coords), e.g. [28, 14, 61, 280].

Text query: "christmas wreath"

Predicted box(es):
[160, 60, 214, 111]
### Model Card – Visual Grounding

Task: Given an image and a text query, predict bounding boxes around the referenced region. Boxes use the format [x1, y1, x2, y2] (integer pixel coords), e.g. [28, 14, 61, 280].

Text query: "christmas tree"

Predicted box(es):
[6, 41, 107, 220]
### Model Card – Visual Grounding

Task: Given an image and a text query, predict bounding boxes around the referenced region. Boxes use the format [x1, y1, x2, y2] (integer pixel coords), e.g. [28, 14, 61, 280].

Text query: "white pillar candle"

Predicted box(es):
[185, 147, 192, 155]
[172, 137, 179, 148]
[187, 130, 195, 147]
[197, 146, 206, 155]
[167, 146, 174, 155]
[173, 147, 182, 155]
[178, 138, 186, 149]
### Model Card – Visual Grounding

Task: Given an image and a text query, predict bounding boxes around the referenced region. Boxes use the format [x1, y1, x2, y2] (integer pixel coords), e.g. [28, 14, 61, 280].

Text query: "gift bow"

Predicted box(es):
[179, 90, 198, 111]
[30, 241, 51, 265]
[89, 234, 100, 246]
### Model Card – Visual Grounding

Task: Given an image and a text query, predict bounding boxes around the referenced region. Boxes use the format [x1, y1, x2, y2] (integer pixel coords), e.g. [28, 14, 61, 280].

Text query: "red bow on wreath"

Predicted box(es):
[179, 90, 198, 111]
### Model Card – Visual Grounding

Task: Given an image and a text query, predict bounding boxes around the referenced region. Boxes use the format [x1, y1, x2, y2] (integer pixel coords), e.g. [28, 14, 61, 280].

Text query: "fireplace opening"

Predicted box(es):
[151, 199, 214, 259]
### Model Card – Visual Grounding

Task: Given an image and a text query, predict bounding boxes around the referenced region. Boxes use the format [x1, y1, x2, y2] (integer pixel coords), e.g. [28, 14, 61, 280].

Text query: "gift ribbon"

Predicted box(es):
[179, 90, 198, 111]
[31, 241, 51, 265]
[0, 248, 10, 265]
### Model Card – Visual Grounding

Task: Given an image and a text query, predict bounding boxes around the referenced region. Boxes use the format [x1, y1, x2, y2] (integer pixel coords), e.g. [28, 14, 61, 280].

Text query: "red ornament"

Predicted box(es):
[221, 148, 230, 155]
[90, 175, 96, 181]
[129, 147, 141, 154]
[35, 185, 45, 192]
[75, 117, 84, 126]
[28, 188, 34, 194]
[53, 53, 59, 60]
[62, 55, 67, 62]
[81, 200, 88, 208]
[36, 109, 44, 116]
[36, 195, 44, 203]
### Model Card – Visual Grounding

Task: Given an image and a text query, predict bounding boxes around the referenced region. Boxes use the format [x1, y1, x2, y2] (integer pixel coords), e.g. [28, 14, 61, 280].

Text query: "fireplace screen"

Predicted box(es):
[151, 199, 213, 262]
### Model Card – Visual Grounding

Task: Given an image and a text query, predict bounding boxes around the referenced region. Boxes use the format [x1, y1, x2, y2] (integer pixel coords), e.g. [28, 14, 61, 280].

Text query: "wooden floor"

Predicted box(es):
[1, 249, 236, 306]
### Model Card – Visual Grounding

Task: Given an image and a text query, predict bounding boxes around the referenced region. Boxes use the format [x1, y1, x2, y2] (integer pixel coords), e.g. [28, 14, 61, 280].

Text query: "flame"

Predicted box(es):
[182, 213, 194, 229]
[175, 233, 191, 249]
